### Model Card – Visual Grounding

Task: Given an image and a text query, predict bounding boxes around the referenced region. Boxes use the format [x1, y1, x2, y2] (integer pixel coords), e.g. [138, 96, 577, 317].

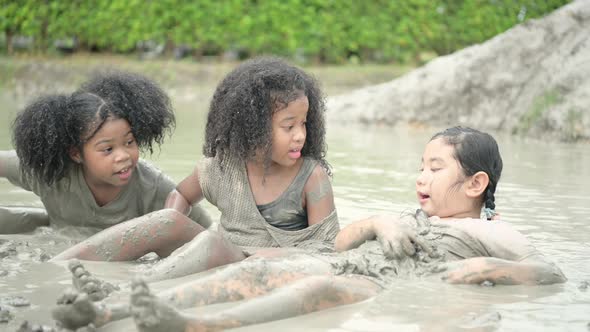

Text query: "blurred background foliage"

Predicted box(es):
[0, 0, 570, 64]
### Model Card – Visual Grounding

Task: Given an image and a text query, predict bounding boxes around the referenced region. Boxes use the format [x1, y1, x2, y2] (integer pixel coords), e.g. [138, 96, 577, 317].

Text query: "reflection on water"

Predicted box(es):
[1, 95, 590, 331]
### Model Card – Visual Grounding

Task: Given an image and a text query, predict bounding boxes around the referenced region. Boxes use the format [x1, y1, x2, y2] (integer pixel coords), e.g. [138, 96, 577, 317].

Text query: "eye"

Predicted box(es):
[126, 139, 135, 146]
[431, 167, 442, 172]
[102, 147, 113, 154]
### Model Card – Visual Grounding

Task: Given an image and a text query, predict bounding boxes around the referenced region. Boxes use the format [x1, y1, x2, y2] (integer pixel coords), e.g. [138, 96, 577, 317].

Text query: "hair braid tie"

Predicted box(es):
[484, 187, 496, 220]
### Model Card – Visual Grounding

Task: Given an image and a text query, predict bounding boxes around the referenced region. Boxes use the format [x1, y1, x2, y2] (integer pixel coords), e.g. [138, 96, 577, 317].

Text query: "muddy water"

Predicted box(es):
[1, 87, 590, 331]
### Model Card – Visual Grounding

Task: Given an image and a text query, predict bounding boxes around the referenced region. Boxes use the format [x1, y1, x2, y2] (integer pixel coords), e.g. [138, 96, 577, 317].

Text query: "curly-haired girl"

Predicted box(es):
[0, 71, 211, 254]
[52, 57, 339, 280]
[184, 56, 339, 247]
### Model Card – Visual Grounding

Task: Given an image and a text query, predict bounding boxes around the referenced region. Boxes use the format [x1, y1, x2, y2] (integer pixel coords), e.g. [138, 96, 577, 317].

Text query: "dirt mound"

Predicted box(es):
[327, 0, 590, 141]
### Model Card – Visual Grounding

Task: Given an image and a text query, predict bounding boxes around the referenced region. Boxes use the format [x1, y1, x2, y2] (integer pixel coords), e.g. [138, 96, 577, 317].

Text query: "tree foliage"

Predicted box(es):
[0, 0, 570, 63]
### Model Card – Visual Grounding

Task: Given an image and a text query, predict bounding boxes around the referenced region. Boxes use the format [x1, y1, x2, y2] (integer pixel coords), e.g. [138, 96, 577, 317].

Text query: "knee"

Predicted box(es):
[197, 229, 222, 242]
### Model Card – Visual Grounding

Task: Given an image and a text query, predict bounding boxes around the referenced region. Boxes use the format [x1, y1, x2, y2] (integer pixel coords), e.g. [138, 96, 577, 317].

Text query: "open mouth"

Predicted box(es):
[288, 148, 302, 159]
[116, 166, 133, 180]
[116, 167, 130, 174]
[418, 192, 430, 202]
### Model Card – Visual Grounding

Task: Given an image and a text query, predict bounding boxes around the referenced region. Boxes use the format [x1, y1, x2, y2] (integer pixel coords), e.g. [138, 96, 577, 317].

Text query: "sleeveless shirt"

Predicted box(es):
[256, 158, 317, 231]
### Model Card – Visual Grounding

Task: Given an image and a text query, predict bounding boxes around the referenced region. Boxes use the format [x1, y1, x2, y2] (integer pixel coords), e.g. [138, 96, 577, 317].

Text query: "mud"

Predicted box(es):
[327, 1, 590, 142]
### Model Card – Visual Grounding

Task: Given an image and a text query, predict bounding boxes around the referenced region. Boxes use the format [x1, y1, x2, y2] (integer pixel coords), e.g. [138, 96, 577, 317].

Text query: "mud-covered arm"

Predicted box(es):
[0, 207, 49, 234]
[0, 151, 49, 233]
[303, 165, 336, 226]
[335, 215, 432, 259]
[0, 150, 36, 191]
[334, 216, 379, 251]
[434, 255, 566, 285]
[435, 221, 566, 285]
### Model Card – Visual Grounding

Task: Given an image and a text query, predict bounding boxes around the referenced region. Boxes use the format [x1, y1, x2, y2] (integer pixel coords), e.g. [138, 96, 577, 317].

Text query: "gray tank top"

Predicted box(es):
[257, 158, 317, 231]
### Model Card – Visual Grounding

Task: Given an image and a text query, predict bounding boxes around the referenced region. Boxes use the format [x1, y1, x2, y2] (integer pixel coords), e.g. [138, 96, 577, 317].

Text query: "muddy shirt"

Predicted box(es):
[4, 151, 210, 229]
[198, 156, 339, 248]
[328, 210, 541, 287]
[256, 158, 317, 231]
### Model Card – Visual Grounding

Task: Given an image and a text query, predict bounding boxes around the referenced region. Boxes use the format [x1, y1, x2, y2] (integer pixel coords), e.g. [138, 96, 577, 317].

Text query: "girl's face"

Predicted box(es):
[416, 137, 477, 218]
[73, 118, 139, 191]
[269, 95, 309, 169]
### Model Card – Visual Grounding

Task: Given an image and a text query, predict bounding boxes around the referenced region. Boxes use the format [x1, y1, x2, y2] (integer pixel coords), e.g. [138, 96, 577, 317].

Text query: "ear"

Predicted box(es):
[465, 171, 489, 198]
[69, 147, 82, 164]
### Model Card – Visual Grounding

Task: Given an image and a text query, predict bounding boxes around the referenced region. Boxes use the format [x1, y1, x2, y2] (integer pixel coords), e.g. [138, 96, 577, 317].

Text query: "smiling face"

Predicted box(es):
[416, 137, 480, 219]
[72, 117, 139, 192]
[269, 95, 309, 169]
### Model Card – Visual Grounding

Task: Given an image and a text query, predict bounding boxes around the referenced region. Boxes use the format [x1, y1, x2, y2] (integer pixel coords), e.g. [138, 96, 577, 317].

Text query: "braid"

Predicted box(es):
[485, 186, 496, 210]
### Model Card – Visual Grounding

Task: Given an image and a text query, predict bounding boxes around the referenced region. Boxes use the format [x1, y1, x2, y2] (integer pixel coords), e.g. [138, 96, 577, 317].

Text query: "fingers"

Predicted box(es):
[400, 237, 416, 257]
[409, 235, 437, 258]
[378, 237, 395, 259]
[430, 263, 448, 274]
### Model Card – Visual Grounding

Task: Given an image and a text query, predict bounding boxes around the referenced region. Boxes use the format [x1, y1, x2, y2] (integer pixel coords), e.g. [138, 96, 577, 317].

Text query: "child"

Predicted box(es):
[0, 71, 211, 258]
[51, 57, 339, 278]
[51, 126, 565, 331]
[171, 56, 339, 248]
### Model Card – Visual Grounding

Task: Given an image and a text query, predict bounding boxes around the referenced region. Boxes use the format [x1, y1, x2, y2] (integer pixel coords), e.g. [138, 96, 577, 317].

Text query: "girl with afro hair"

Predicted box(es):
[51, 57, 340, 281]
[0, 71, 212, 260]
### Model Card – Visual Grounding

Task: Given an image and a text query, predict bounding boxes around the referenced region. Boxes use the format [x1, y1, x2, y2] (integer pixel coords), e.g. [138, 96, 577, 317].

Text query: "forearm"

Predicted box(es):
[334, 217, 377, 252]
[0, 206, 49, 234]
[447, 257, 567, 285]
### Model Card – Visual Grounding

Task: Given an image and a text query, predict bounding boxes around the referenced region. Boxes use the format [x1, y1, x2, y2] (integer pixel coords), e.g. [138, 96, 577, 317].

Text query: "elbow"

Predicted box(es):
[525, 263, 567, 285]
[165, 190, 191, 214]
[538, 265, 567, 285]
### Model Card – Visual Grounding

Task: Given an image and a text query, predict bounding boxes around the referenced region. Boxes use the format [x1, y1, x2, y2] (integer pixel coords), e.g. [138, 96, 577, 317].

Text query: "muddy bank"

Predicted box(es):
[327, 0, 590, 142]
[0, 55, 406, 113]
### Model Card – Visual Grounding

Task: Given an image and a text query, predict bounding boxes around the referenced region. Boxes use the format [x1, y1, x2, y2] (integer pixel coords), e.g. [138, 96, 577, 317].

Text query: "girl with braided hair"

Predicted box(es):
[0, 71, 212, 259]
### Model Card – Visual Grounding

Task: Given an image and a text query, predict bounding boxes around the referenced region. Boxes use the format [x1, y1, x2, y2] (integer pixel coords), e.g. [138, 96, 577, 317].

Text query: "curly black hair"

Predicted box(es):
[79, 69, 175, 153]
[204, 56, 330, 174]
[12, 70, 175, 186]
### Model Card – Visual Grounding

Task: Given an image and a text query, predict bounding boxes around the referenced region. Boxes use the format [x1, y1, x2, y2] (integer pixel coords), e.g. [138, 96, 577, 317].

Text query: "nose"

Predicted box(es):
[294, 125, 306, 143]
[416, 169, 427, 186]
[114, 148, 130, 163]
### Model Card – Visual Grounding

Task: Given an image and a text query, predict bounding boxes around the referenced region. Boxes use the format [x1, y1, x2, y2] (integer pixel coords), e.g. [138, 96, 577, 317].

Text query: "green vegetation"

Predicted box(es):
[0, 0, 570, 63]
[516, 89, 562, 134]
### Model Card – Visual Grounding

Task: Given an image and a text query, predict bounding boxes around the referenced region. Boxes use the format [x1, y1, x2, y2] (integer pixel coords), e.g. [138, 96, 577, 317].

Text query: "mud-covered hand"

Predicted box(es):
[431, 258, 492, 284]
[372, 216, 433, 259]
